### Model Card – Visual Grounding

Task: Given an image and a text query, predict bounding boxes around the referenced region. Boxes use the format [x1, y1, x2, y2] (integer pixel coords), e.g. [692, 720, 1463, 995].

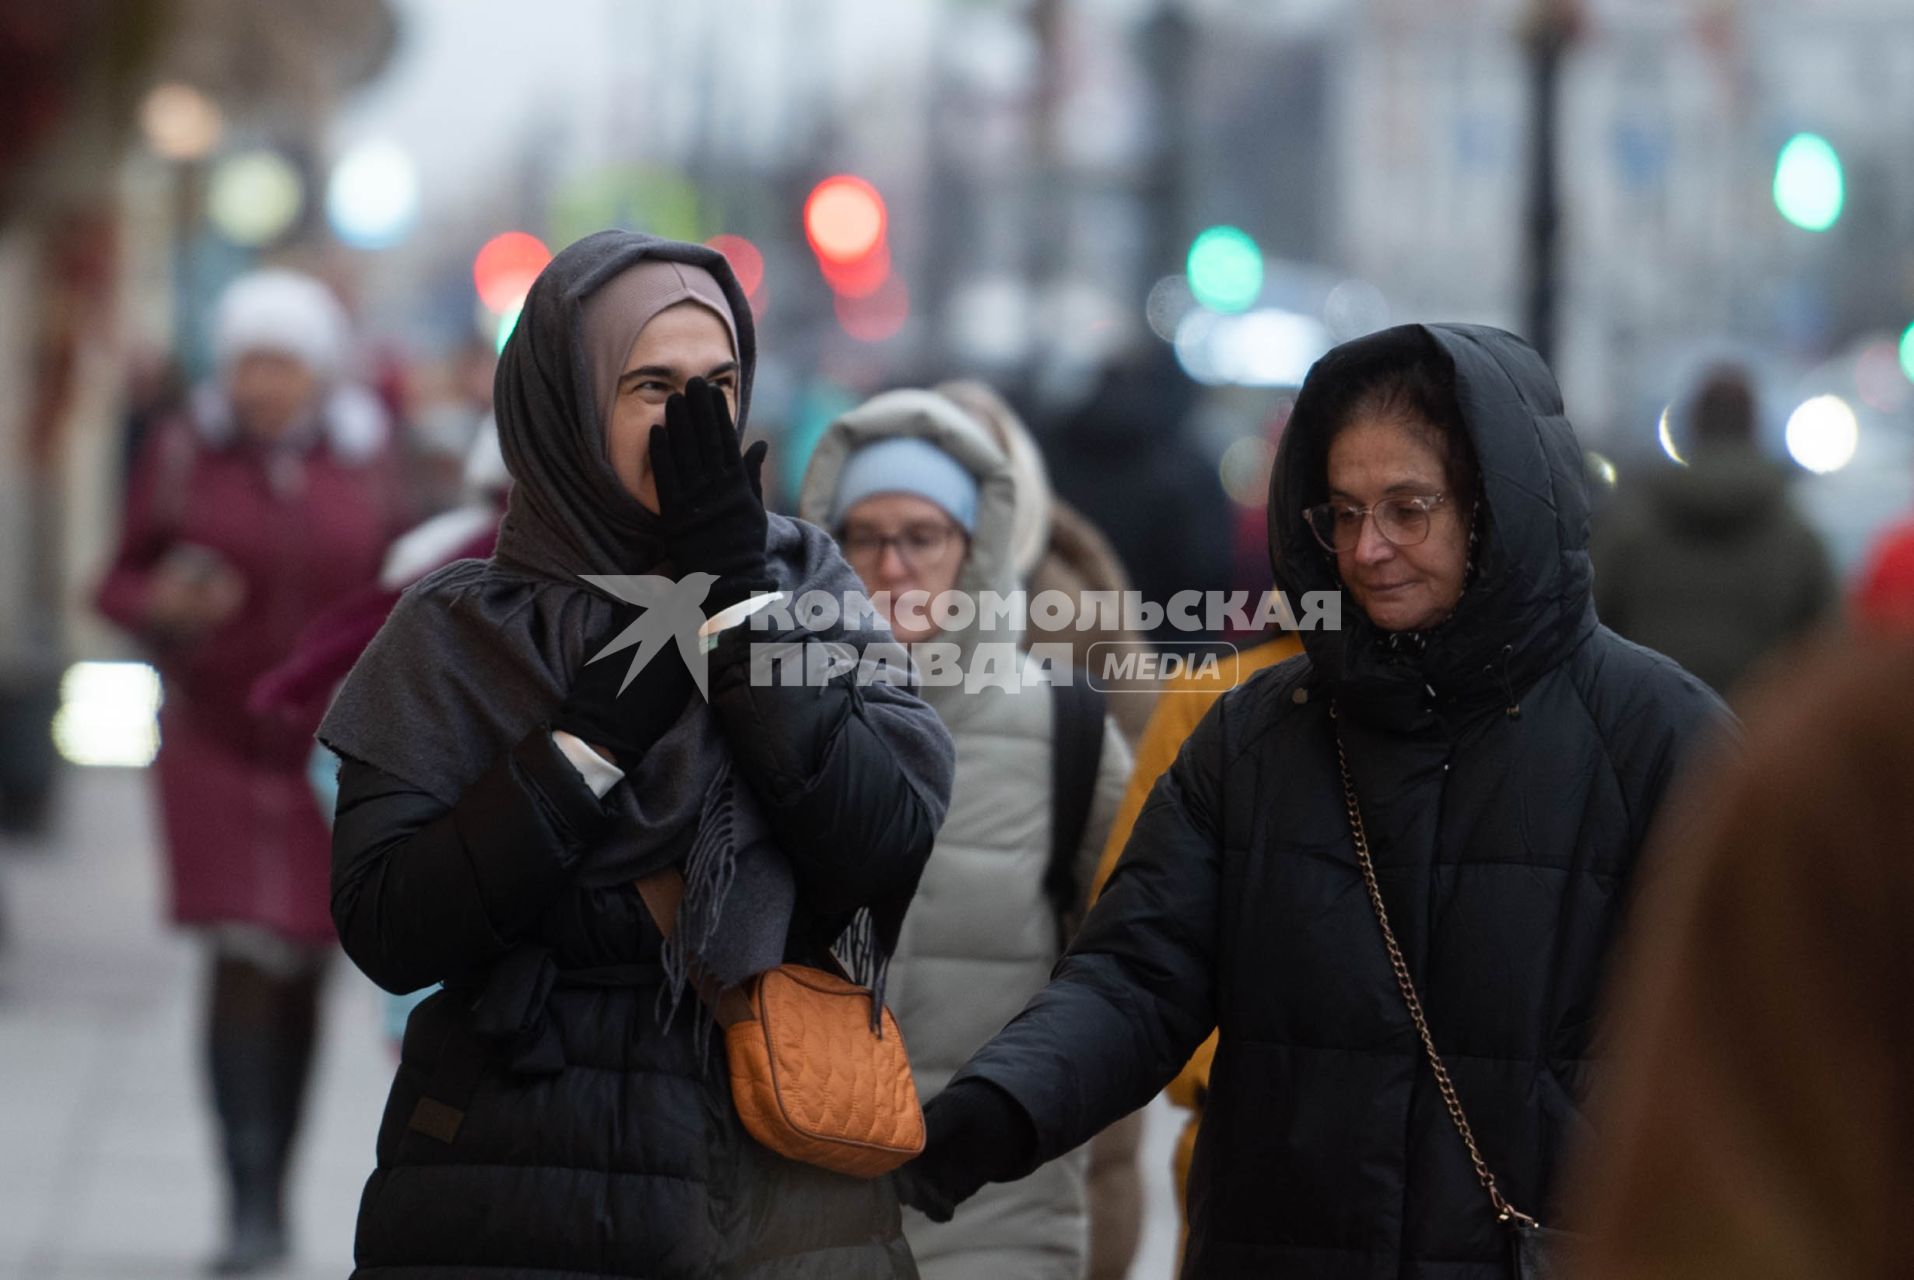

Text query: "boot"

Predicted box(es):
[206, 1028, 291, 1274]
[205, 957, 305, 1275]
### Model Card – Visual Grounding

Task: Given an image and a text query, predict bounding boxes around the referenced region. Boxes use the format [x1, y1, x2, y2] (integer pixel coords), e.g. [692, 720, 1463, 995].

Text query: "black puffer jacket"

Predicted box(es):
[332, 613, 948, 1279]
[949, 325, 1730, 1278]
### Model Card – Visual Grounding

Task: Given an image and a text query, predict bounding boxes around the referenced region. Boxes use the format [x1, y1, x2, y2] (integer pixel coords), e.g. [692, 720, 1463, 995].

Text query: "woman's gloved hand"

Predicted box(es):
[549, 614, 696, 767]
[892, 1079, 1039, 1224]
[649, 377, 772, 614]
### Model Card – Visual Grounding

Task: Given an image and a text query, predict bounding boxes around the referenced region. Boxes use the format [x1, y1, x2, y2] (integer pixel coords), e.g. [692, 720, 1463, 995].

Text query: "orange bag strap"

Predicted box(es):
[633, 869, 756, 1027]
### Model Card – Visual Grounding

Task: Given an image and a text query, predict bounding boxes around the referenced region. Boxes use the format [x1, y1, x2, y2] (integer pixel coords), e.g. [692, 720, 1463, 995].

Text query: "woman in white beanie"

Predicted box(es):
[96, 267, 400, 1274]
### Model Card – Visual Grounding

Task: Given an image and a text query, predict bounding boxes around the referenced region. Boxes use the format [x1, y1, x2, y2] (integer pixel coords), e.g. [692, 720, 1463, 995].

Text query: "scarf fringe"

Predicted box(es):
[656, 756, 740, 1060]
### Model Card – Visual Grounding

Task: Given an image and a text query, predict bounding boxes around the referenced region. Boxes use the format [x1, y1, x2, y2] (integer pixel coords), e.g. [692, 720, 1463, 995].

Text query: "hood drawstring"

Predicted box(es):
[1488, 643, 1521, 719]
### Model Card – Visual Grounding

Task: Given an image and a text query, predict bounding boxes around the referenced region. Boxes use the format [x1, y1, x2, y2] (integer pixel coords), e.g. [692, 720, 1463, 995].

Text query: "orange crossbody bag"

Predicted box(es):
[634, 869, 925, 1178]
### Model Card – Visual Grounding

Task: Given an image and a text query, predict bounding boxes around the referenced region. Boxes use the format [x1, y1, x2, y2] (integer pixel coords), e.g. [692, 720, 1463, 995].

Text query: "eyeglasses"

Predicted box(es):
[1303, 493, 1452, 553]
[839, 522, 965, 569]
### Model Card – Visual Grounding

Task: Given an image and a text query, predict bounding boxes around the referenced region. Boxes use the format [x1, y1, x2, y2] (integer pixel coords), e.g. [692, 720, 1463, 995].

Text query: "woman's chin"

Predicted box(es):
[1359, 593, 1442, 633]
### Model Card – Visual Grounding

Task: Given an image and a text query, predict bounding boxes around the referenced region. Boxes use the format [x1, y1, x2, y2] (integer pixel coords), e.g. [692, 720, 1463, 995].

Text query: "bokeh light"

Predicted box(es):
[140, 83, 222, 160]
[473, 232, 552, 313]
[207, 149, 304, 246]
[834, 276, 910, 343]
[819, 240, 892, 299]
[53, 662, 161, 768]
[1900, 322, 1914, 385]
[805, 175, 887, 264]
[1773, 133, 1844, 232]
[1146, 275, 1197, 341]
[1785, 395, 1858, 474]
[1585, 451, 1619, 489]
[327, 139, 421, 249]
[1656, 403, 1687, 466]
[1186, 225, 1264, 314]
[706, 234, 766, 297]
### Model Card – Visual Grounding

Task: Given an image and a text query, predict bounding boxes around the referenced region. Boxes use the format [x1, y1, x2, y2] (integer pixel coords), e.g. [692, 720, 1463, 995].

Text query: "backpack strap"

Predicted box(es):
[1047, 672, 1107, 951]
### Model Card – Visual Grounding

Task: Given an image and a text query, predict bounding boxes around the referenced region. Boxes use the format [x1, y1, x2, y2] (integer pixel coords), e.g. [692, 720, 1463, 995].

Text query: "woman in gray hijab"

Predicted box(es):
[321, 231, 954, 1280]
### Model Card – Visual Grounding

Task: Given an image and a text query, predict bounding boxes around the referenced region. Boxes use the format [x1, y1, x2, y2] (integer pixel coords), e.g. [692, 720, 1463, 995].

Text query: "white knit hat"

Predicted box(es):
[211, 268, 351, 378]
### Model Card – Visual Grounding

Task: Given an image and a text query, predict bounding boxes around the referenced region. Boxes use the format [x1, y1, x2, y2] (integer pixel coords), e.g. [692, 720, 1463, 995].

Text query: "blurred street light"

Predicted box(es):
[805, 175, 888, 265]
[706, 234, 766, 300]
[472, 231, 551, 313]
[1773, 132, 1845, 232]
[1657, 404, 1688, 467]
[1785, 395, 1859, 474]
[140, 83, 223, 161]
[327, 139, 421, 248]
[1186, 225, 1264, 314]
[207, 149, 304, 246]
[1900, 322, 1914, 385]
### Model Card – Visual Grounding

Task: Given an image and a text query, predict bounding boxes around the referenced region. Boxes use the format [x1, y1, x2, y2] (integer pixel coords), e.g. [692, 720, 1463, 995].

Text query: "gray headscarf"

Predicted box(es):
[320, 231, 950, 1053]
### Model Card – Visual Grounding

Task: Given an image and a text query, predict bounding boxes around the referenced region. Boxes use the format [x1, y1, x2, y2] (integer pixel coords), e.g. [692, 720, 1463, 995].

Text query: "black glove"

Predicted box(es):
[650, 378, 772, 614]
[549, 616, 696, 767]
[892, 1080, 1038, 1224]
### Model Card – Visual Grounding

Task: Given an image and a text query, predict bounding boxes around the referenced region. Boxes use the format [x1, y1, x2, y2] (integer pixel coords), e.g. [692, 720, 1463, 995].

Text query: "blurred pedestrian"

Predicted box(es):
[1592, 365, 1834, 699]
[800, 388, 1133, 1280]
[320, 232, 954, 1279]
[1564, 633, 1913, 1280]
[894, 324, 1730, 1279]
[1047, 346, 1232, 650]
[93, 267, 399, 1274]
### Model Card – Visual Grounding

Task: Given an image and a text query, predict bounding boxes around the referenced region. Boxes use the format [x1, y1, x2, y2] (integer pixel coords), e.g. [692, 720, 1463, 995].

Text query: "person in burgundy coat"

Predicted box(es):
[95, 268, 399, 1274]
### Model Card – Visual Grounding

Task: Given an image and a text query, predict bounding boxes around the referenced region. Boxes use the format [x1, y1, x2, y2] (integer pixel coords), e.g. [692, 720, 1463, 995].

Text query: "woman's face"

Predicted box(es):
[606, 302, 740, 511]
[1324, 413, 1471, 633]
[838, 493, 968, 644]
[227, 350, 320, 442]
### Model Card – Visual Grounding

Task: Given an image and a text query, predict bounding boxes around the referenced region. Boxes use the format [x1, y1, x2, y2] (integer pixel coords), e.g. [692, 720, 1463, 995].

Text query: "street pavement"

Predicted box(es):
[0, 766, 1180, 1279]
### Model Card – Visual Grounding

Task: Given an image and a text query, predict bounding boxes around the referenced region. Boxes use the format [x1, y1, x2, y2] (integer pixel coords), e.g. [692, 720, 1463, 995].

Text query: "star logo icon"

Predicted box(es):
[577, 572, 720, 698]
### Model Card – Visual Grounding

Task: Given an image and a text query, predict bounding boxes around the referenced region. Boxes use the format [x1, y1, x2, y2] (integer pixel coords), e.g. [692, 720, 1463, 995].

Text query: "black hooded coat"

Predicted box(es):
[325, 233, 951, 1279]
[946, 325, 1729, 1278]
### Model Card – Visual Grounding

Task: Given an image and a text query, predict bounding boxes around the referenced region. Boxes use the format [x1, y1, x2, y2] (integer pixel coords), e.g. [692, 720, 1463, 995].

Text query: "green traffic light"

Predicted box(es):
[1187, 226, 1264, 314]
[1773, 133, 1844, 232]
[1899, 322, 1914, 385]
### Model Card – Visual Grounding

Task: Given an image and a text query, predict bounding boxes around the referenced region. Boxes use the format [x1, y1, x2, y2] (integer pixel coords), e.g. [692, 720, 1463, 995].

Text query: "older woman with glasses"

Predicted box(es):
[895, 325, 1731, 1280]
[801, 390, 1133, 1280]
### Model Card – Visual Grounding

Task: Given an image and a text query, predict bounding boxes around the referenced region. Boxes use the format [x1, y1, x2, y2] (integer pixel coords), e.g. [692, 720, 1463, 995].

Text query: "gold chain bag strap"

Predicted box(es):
[634, 869, 925, 1179]
[1330, 708, 1569, 1279]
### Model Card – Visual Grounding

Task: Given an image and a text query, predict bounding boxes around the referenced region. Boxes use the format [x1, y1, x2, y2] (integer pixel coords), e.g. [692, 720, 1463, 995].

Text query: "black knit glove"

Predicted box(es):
[892, 1080, 1038, 1224]
[649, 378, 772, 615]
[549, 616, 696, 767]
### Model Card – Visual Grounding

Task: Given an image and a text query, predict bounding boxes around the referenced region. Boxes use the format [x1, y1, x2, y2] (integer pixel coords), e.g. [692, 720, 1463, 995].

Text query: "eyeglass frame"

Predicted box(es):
[1302, 491, 1456, 554]
[837, 519, 969, 570]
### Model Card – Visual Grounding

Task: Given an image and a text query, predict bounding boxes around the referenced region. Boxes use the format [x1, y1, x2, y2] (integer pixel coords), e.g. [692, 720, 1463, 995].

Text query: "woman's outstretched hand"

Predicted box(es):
[892, 1080, 1039, 1224]
[649, 377, 771, 613]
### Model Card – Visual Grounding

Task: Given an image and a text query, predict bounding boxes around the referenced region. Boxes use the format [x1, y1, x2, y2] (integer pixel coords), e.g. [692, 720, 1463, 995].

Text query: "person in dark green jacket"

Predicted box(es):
[1592, 365, 1835, 700]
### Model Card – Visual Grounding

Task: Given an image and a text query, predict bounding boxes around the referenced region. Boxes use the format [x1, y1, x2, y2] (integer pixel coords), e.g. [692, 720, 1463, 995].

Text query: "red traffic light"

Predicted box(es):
[473, 232, 551, 313]
[804, 175, 887, 265]
[706, 233, 766, 297]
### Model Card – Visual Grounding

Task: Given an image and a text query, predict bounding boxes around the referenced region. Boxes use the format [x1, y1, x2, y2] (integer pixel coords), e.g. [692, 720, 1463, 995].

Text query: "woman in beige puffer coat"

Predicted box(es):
[801, 389, 1133, 1280]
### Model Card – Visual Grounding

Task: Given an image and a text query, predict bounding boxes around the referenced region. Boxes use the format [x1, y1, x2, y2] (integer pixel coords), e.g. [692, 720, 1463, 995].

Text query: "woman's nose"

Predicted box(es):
[1353, 514, 1395, 564]
[877, 543, 912, 578]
